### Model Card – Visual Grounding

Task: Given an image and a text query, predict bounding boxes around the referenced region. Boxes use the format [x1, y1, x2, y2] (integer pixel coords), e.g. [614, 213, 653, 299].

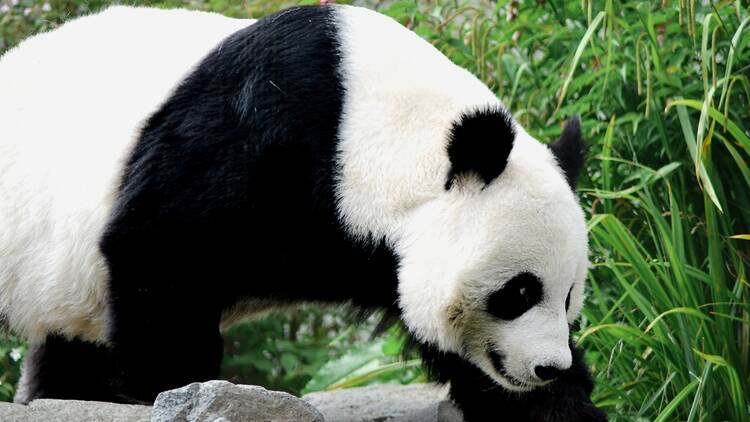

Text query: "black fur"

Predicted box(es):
[445, 106, 515, 190]
[486, 272, 543, 321]
[93, 5, 401, 402]
[565, 285, 573, 311]
[415, 337, 607, 422]
[16, 335, 115, 404]
[549, 116, 584, 189]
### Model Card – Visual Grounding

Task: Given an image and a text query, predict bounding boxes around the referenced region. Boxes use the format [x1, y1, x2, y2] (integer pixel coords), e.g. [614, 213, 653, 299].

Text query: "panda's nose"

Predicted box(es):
[534, 365, 564, 381]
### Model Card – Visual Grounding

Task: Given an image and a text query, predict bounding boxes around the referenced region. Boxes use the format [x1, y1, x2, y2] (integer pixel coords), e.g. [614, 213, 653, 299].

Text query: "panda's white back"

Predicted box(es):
[0, 6, 254, 342]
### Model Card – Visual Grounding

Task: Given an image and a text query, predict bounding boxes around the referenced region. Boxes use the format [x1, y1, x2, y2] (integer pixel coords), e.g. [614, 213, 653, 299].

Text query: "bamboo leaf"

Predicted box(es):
[555, 11, 606, 114]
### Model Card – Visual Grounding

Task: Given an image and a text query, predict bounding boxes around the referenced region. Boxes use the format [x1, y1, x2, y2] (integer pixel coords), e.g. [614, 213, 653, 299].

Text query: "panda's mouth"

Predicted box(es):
[486, 348, 527, 388]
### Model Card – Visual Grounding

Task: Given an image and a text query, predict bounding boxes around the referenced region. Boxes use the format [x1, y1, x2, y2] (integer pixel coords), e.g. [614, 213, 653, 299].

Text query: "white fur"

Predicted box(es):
[334, 6, 589, 391]
[333, 6, 499, 243]
[0, 7, 253, 343]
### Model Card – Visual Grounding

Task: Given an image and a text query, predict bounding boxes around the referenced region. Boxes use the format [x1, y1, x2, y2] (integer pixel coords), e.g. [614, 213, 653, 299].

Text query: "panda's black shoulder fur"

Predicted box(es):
[102, 5, 400, 311]
[95, 6, 406, 400]
[96, 5, 401, 400]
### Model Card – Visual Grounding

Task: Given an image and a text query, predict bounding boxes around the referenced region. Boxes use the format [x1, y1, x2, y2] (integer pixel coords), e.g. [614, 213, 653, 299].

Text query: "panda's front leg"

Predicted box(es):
[426, 343, 607, 422]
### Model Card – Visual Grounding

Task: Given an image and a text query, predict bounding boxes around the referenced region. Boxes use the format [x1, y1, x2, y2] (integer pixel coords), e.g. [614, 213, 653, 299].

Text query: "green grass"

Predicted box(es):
[2, 1, 750, 420]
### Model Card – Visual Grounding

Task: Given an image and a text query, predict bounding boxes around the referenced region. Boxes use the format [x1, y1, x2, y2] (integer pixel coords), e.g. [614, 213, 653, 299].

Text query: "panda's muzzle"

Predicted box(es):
[487, 348, 525, 388]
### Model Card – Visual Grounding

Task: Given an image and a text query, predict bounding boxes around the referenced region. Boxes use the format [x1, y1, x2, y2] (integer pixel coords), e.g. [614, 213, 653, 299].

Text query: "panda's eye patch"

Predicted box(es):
[565, 284, 574, 311]
[486, 272, 543, 320]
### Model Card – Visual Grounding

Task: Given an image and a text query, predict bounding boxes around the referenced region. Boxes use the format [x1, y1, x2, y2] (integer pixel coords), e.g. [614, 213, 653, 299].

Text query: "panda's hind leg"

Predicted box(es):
[13, 335, 116, 404]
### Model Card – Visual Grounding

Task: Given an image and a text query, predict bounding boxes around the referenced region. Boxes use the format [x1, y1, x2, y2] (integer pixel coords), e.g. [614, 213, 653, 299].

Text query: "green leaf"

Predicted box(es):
[555, 10, 606, 114]
[302, 340, 385, 395]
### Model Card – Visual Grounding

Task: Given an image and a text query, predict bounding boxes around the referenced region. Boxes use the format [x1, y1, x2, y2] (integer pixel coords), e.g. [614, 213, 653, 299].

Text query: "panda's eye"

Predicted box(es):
[565, 284, 574, 311]
[486, 272, 543, 320]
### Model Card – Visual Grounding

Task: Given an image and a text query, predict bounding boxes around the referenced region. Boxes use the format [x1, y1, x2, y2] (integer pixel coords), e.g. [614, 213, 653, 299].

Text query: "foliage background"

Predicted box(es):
[1, 1, 749, 421]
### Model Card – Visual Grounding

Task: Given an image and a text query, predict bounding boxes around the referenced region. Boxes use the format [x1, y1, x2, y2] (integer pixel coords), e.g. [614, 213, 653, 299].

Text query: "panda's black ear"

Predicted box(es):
[549, 116, 584, 190]
[445, 106, 515, 190]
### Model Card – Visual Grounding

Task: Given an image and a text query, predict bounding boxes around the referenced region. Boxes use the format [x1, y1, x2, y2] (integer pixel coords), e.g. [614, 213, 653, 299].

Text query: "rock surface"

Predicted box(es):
[303, 383, 464, 422]
[151, 380, 324, 422]
[1, 381, 462, 421]
[0, 399, 151, 422]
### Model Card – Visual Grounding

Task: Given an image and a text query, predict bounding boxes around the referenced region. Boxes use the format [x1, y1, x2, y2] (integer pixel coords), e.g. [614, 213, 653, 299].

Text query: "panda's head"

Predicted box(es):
[397, 107, 587, 392]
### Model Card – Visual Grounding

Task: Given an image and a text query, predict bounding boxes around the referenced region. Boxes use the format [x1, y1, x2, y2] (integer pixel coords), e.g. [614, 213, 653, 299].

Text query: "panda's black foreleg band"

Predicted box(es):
[421, 341, 607, 421]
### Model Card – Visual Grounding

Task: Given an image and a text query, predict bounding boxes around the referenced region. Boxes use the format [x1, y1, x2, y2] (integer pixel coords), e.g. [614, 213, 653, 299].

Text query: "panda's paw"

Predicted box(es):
[534, 398, 608, 422]
[583, 404, 609, 422]
[560, 402, 608, 422]
[522, 378, 608, 422]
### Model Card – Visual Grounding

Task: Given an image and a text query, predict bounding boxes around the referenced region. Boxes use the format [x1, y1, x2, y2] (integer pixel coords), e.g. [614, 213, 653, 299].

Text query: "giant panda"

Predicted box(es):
[0, 4, 606, 421]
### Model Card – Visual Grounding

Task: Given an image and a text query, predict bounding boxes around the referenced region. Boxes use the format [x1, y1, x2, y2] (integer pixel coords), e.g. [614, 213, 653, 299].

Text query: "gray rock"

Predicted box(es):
[152, 380, 324, 422]
[1, 382, 463, 422]
[303, 383, 464, 422]
[1, 399, 151, 422]
[0, 402, 30, 422]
